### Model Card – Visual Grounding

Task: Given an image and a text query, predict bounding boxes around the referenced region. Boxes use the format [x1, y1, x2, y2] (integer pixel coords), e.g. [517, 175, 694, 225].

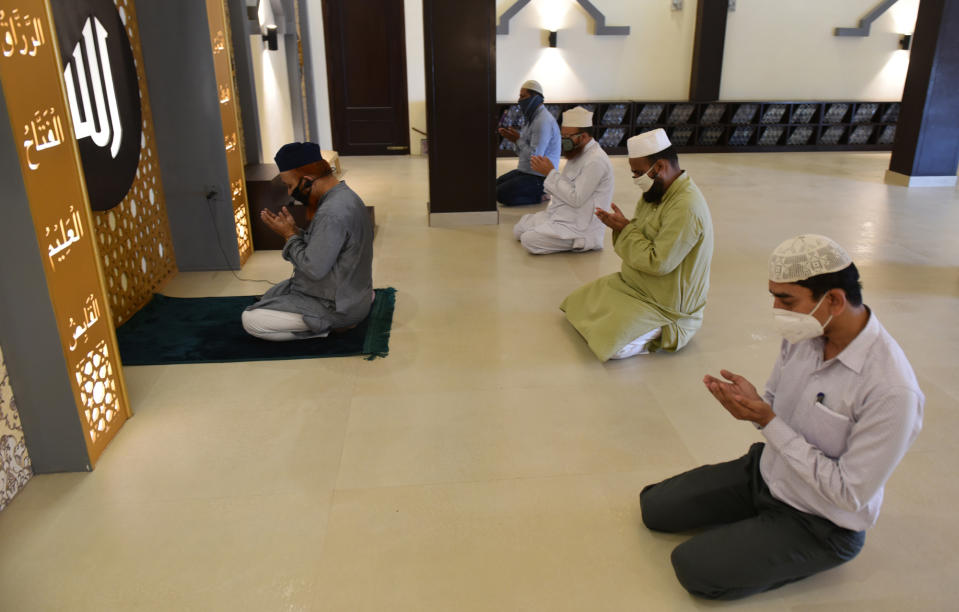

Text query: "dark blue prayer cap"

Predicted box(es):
[274, 141, 324, 172]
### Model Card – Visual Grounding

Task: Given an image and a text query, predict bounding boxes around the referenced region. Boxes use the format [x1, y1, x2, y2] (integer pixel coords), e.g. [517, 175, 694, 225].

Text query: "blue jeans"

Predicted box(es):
[496, 169, 545, 206]
[640, 443, 865, 600]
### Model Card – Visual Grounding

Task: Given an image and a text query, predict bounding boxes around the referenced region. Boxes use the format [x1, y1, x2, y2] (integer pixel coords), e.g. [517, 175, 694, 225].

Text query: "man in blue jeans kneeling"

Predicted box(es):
[496, 79, 560, 206]
[640, 234, 924, 600]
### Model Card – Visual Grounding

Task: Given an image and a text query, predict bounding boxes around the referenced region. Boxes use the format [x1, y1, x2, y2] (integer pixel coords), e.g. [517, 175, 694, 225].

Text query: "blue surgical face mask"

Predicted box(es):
[518, 93, 543, 125]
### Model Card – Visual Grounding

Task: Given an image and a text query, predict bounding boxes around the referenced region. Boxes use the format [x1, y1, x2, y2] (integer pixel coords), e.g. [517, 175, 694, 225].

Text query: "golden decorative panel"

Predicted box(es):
[0, 345, 32, 512]
[206, 0, 252, 264]
[0, 0, 130, 466]
[73, 339, 120, 445]
[89, 0, 176, 325]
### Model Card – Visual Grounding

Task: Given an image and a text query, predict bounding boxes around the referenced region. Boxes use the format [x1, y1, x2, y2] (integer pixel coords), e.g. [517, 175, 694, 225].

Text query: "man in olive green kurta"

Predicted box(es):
[561, 129, 713, 361]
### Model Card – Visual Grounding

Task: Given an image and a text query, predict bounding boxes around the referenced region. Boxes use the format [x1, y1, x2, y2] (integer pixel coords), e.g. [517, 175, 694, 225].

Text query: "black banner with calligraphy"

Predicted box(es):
[50, 0, 141, 211]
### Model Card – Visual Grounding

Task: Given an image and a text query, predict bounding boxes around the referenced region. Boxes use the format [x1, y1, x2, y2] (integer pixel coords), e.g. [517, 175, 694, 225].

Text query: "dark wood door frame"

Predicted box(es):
[321, 0, 411, 155]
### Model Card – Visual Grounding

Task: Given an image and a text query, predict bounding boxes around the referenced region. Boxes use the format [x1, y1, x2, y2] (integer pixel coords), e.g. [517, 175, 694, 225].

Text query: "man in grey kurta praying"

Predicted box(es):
[561, 129, 713, 360]
[241, 142, 374, 341]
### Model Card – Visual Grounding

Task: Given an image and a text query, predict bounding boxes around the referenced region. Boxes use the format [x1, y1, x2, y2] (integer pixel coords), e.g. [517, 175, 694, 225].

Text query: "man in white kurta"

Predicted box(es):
[512, 106, 614, 254]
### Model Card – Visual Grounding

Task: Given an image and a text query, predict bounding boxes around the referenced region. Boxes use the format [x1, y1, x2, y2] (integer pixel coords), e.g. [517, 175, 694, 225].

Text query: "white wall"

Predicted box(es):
[496, 0, 696, 102]
[305, 1, 918, 155]
[496, 0, 918, 103]
[251, 0, 296, 157]
[305, 1, 333, 151]
[404, 0, 427, 155]
[721, 0, 919, 101]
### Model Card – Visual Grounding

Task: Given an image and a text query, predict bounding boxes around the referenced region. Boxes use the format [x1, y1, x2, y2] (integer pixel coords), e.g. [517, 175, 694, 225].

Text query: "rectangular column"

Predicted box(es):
[136, 0, 246, 269]
[887, 0, 959, 186]
[689, 0, 729, 102]
[0, 87, 90, 472]
[423, 0, 498, 226]
[0, 1, 132, 470]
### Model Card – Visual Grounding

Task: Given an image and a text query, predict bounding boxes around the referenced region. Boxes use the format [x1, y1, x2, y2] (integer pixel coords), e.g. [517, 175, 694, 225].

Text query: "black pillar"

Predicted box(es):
[888, 0, 959, 183]
[689, 0, 729, 102]
[423, 0, 497, 225]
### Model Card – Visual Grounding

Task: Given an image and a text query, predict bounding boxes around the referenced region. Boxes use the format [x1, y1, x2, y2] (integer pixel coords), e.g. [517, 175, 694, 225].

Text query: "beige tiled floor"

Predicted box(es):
[1, 153, 958, 610]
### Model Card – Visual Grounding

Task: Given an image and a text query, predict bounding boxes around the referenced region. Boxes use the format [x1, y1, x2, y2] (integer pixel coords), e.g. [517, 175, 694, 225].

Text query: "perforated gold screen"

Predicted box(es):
[0, 0, 131, 466]
[91, 0, 176, 325]
[207, 0, 252, 264]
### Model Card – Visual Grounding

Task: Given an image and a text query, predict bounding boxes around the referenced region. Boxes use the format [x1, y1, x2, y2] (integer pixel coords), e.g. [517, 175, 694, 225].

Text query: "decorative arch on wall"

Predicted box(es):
[834, 0, 901, 36]
[496, 0, 630, 36]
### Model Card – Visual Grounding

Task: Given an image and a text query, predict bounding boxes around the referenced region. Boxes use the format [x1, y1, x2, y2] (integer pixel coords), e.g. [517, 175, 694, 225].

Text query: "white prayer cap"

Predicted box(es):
[562, 106, 593, 128]
[627, 129, 671, 158]
[769, 234, 853, 282]
[521, 80, 543, 96]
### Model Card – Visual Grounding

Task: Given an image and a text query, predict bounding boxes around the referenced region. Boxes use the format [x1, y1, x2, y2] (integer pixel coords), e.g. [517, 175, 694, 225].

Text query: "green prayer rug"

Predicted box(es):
[117, 288, 395, 365]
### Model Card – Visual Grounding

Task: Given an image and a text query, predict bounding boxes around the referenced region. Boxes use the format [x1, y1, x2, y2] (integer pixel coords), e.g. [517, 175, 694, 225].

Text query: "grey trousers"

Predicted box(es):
[640, 443, 865, 600]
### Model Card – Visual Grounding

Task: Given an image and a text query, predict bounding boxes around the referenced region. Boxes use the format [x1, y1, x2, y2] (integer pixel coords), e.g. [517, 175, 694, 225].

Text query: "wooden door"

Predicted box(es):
[322, 0, 410, 155]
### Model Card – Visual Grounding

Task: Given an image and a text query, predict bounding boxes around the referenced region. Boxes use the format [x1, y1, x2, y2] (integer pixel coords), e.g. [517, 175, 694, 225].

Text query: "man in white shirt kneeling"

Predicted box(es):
[639, 234, 924, 600]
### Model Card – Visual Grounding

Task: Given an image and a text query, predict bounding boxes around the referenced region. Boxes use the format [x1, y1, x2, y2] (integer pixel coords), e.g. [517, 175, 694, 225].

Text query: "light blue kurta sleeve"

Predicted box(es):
[282, 215, 348, 282]
[517, 108, 560, 174]
[529, 112, 552, 158]
[515, 125, 533, 162]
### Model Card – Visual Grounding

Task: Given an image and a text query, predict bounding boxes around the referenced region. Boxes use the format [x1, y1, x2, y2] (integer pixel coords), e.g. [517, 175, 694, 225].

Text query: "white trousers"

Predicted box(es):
[513, 213, 583, 255]
[241, 308, 330, 342]
[609, 327, 662, 360]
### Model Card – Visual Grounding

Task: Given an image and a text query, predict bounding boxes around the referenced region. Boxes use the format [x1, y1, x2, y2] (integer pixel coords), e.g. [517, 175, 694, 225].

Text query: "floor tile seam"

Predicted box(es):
[330, 467, 679, 496]
[21, 488, 344, 515]
[116, 394, 359, 417]
[330, 392, 365, 492]
[347, 379, 621, 398]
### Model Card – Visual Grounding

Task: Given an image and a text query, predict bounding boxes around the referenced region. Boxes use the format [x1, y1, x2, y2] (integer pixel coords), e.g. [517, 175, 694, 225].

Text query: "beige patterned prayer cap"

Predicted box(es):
[769, 234, 853, 282]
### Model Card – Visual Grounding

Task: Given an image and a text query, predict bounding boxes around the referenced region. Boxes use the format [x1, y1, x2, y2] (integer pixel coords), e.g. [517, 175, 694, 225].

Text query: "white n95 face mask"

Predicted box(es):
[772, 294, 833, 344]
[633, 169, 655, 193]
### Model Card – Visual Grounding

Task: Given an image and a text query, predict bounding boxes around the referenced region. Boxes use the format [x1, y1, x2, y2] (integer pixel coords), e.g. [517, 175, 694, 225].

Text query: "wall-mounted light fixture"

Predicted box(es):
[499, 1, 629, 36]
[547, 30, 557, 48]
[262, 24, 278, 51]
[899, 33, 912, 50]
